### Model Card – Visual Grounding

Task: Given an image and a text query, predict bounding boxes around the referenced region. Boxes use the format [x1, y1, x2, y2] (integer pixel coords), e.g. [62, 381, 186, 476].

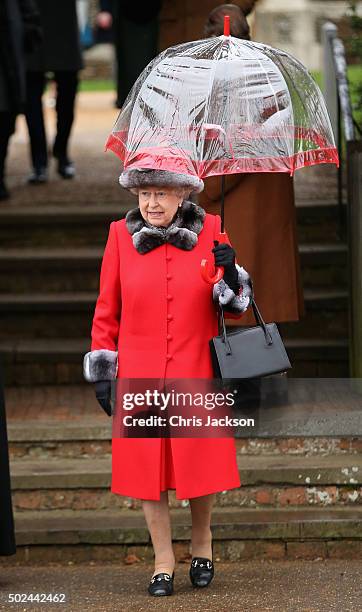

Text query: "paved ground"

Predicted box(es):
[0, 560, 361, 611]
[5, 91, 122, 207]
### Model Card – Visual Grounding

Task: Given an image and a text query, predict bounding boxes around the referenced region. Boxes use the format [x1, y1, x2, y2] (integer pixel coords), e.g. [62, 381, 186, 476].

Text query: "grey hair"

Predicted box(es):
[131, 186, 190, 199]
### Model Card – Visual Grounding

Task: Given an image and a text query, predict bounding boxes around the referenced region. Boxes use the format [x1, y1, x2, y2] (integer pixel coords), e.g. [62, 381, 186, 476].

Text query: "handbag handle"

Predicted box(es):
[219, 307, 233, 355]
[218, 296, 273, 353]
[247, 276, 273, 344]
[251, 300, 273, 345]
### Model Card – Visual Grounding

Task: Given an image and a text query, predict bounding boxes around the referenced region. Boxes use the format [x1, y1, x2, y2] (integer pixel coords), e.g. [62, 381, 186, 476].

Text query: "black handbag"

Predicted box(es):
[210, 299, 292, 379]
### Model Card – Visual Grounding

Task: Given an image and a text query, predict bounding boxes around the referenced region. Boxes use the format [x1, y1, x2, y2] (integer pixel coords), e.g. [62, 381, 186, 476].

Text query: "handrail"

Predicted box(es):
[322, 22, 356, 144]
[331, 37, 355, 142]
[322, 22, 362, 378]
[322, 22, 357, 239]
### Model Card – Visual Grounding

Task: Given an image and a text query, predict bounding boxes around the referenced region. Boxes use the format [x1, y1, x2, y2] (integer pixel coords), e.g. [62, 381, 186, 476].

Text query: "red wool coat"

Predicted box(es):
[91, 211, 243, 500]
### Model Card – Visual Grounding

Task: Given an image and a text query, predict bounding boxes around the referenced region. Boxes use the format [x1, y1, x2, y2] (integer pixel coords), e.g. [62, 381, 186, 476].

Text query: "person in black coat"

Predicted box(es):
[96, 0, 162, 108]
[0, 362, 16, 556]
[0, 0, 40, 200]
[25, 0, 84, 183]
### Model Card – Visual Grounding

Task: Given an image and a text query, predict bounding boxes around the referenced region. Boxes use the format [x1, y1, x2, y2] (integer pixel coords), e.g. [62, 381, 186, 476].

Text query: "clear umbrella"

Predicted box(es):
[106, 30, 338, 179]
[106, 19, 338, 280]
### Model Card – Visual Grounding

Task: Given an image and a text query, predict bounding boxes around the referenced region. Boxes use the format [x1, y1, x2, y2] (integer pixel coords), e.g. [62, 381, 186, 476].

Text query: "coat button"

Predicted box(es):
[166, 354, 172, 360]
[167, 314, 173, 321]
[166, 274, 172, 280]
[167, 334, 172, 341]
[166, 255, 172, 262]
[167, 295, 173, 301]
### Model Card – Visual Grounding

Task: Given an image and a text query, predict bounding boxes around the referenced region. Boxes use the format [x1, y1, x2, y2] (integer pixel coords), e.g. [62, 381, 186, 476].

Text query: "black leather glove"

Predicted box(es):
[212, 242, 240, 294]
[95, 381, 112, 417]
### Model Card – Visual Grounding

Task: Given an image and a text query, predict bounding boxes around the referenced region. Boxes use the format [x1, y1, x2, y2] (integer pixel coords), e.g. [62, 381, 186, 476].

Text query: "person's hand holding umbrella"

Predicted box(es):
[212, 242, 239, 293]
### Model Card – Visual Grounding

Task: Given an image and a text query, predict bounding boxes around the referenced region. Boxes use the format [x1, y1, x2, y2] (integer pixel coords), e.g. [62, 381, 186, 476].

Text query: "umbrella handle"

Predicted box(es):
[201, 260, 224, 284]
[200, 232, 227, 284]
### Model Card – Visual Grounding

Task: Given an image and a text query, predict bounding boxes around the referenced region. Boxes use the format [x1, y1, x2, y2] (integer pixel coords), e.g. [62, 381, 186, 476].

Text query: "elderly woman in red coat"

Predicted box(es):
[83, 168, 252, 596]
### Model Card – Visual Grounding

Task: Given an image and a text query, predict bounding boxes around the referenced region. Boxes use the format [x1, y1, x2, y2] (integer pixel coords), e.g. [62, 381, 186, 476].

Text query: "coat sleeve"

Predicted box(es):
[83, 221, 122, 382]
[212, 214, 253, 318]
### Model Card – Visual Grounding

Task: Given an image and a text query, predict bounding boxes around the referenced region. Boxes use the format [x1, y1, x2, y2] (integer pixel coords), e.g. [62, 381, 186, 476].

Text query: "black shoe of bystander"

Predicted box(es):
[27, 167, 48, 184]
[56, 157, 75, 180]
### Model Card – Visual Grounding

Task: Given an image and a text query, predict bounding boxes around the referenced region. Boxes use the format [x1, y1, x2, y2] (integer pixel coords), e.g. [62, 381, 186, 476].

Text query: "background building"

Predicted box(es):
[253, 0, 362, 70]
[84, 1, 361, 75]
[157, 0, 362, 69]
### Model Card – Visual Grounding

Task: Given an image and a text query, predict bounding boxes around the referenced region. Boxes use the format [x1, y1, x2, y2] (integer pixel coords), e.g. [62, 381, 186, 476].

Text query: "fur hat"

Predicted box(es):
[119, 168, 204, 194]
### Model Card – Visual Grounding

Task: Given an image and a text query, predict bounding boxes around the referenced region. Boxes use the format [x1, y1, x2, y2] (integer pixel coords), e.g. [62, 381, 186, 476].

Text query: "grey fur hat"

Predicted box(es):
[119, 168, 204, 194]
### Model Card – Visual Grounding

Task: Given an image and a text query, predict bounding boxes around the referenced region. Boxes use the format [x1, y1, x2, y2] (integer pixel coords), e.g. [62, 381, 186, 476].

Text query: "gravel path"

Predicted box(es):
[0, 560, 361, 611]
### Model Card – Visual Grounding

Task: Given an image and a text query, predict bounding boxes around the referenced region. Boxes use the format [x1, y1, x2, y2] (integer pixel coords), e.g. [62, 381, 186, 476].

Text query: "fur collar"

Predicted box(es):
[125, 200, 206, 254]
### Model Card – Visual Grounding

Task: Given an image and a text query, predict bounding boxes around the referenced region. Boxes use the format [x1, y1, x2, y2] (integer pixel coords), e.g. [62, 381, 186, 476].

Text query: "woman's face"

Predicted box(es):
[138, 187, 184, 227]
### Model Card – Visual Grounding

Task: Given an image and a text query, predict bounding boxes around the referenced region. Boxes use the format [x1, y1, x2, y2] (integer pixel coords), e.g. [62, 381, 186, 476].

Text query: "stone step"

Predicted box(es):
[6, 507, 362, 563]
[0, 243, 348, 293]
[0, 289, 348, 340]
[283, 338, 349, 377]
[0, 202, 341, 247]
[7, 411, 362, 459]
[9, 455, 362, 511]
[8, 421, 112, 459]
[280, 289, 348, 339]
[0, 338, 87, 385]
[0, 205, 130, 248]
[295, 202, 342, 243]
[299, 242, 348, 265]
[10, 454, 362, 488]
[299, 243, 348, 287]
[0, 293, 96, 339]
[0, 337, 349, 385]
[0, 247, 103, 293]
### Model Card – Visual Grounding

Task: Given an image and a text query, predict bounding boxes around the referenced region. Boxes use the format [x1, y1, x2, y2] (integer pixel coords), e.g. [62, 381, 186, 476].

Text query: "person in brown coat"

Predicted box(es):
[199, 4, 305, 327]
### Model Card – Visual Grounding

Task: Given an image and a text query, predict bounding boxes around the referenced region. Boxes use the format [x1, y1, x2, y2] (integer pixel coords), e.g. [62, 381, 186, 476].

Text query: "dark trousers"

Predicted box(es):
[112, 14, 159, 107]
[25, 70, 79, 169]
[0, 111, 16, 183]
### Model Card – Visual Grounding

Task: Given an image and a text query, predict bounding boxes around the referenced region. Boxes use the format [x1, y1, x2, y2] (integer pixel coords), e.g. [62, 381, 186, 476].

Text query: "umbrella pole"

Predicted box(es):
[221, 175, 225, 233]
[220, 13, 229, 235]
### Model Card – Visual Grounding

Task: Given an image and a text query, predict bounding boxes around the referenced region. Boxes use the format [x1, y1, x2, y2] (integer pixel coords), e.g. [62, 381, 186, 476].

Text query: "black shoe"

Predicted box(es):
[28, 167, 48, 184]
[148, 571, 174, 596]
[0, 180, 10, 200]
[189, 557, 214, 588]
[55, 156, 75, 180]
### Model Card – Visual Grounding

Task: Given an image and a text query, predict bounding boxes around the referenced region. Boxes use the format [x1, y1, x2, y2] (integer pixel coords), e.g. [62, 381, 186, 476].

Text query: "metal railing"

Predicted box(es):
[322, 21, 362, 377]
[322, 22, 355, 233]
